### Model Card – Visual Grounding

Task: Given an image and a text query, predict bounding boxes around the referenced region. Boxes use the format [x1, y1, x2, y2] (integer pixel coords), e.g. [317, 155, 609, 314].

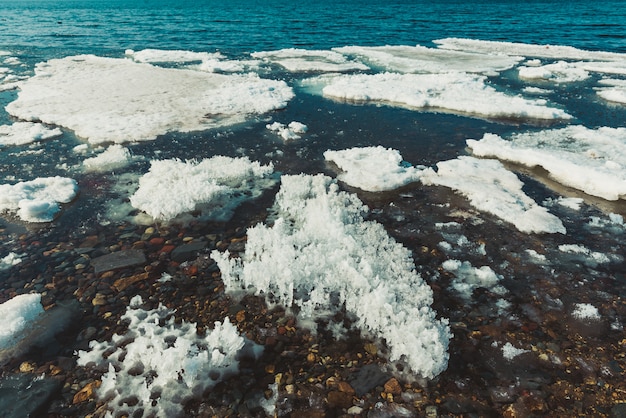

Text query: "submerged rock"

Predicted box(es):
[0, 373, 62, 417]
[91, 249, 146, 275]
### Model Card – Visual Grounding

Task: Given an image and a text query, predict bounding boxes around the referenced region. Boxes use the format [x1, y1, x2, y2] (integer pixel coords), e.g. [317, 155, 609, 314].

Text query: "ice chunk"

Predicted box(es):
[501, 342, 529, 361]
[572, 303, 601, 320]
[6, 55, 293, 144]
[467, 126, 626, 201]
[252, 48, 369, 72]
[0, 252, 22, 270]
[324, 146, 422, 192]
[441, 259, 505, 299]
[335, 45, 522, 75]
[518, 61, 590, 83]
[266, 121, 308, 141]
[125, 48, 223, 64]
[130, 156, 275, 221]
[212, 174, 450, 379]
[77, 298, 260, 418]
[83, 144, 132, 172]
[319, 72, 570, 121]
[0, 122, 62, 147]
[596, 79, 626, 104]
[420, 156, 565, 234]
[558, 244, 611, 265]
[0, 294, 44, 351]
[0, 176, 78, 222]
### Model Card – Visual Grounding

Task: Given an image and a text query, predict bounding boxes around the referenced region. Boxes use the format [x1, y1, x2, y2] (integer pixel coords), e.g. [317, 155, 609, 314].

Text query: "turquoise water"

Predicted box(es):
[1, 0, 626, 58]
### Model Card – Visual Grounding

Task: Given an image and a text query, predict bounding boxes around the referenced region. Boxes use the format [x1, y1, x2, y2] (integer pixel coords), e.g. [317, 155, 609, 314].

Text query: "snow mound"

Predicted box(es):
[83, 144, 132, 172]
[324, 146, 422, 191]
[0, 122, 63, 147]
[6, 55, 293, 144]
[467, 126, 626, 201]
[0, 176, 78, 222]
[77, 296, 260, 418]
[130, 156, 275, 222]
[420, 156, 565, 234]
[212, 174, 451, 379]
[320, 72, 570, 121]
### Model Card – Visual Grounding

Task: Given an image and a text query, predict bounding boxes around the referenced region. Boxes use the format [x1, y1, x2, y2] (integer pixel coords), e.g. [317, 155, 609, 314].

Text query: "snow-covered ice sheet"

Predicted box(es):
[6, 55, 294, 144]
[420, 156, 566, 234]
[324, 146, 422, 191]
[0, 176, 78, 222]
[125, 48, 223, 64]
[252, 48, 369, 72]
[467, 126, 626, 201]
[0, 122, 62, 147]
[518, 61, 590, 83]
[597, 79, 626, 104]
[335, 45, 522, 75]
[318, 72, 571, 121]
[130, 156, 275, 222]
[212, 173, 450, 379]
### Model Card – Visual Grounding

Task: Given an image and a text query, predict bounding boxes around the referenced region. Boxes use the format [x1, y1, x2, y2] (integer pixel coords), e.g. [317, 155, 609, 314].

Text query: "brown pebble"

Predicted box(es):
[384, 377, 402, 396]
[91, 293, 107, 306]
[19, 361, 36, 373]
[337, 381, 355, 395]
[327, 390, 353, 409]
[73, 380, 101, 404]
[113, 272, 150, 292]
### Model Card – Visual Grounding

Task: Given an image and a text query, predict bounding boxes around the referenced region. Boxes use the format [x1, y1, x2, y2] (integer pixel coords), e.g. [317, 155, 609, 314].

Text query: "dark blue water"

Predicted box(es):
[1, 0, 625, 60]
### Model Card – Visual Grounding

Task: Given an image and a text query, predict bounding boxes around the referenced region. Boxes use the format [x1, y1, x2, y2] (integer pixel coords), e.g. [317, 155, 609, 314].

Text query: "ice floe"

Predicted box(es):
[467, 126, 626, 201]
[251, 48, 369, 72]
[441, 259, 505, 299]
[129, 156, 276, 222]
[324, 146, 423, 192]
[596, 79, 626, 104]
[318, 72, 571, 121]
[77, 296, 261, 418]
[212, 173, 451, 379]
[0, 122, 62, 147]
[335, 45, 522, 75]
[83, 144, 133, 172]
[6, 55, 294, 144]
[518, 61, 590, 83]
[0, 176, 78, 222]
[435, 38, 626, 61]
[420, 156, 566, 234]
[125, 48, 223, 64]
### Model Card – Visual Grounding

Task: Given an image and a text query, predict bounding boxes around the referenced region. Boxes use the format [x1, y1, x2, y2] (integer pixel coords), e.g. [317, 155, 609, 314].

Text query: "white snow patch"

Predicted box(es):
[420, 156, 565, 234]
[77, 297, 261, 418]
[130, 156, 275, 222]
[0, 122, 62, 146]
[501, 342, 529, 361]
[211, 173, 451, 379]
[571, 303, 601, 321]
[324, 146, 423, 192]
[0, 176, 78, 222]
[83, 144, 132, 172]
[334, 45, 522, 75]
[6, 55, 293, 144]
[319, 72, 570, 121]
[558, 244, 611, 265]
[467, 126, 626, 201]
[252, 48, 369, 72]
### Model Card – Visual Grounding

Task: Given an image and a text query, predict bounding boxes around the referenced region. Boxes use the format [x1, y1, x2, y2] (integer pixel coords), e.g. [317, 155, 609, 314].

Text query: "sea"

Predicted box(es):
[1, 0, 626, 416]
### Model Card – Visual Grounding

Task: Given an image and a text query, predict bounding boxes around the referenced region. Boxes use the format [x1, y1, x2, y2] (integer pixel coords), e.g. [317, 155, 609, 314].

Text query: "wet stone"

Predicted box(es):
[171, 241, 208, 263]
[349, 364, 391, 397]
[0, 373, 62, 417]
[91, 249, 146, 275]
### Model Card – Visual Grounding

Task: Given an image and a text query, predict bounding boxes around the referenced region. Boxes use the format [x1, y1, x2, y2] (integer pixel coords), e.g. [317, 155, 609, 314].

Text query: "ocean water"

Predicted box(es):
[2, 0, 626, 416]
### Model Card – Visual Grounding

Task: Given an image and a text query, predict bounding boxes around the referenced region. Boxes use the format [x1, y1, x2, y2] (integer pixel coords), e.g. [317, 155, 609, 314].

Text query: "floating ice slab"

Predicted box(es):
[467, 126, 626, 201]
[420, 156, 565, 234]
[324, 146, 422, 191]
[518, 61, 590, 83]
[212, 173, 451, 379]
[77, 297, 260, 418]
[125, 48, 222, 64]
[6, 55, 294, 144]
[319, 72, 571, 121]
[441, 259, 505, 299]
[435, 38, 626, 61]
[0, 122, 62, 147]
[252, 48, 369, 72]
[0, 176, 78, 222]
[335, 45, 522, 75]
[597, 79, 626, 104]
[130, 156, 275, 222]
[266, 121, 308, 141]
[83, 144, 132, 172]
